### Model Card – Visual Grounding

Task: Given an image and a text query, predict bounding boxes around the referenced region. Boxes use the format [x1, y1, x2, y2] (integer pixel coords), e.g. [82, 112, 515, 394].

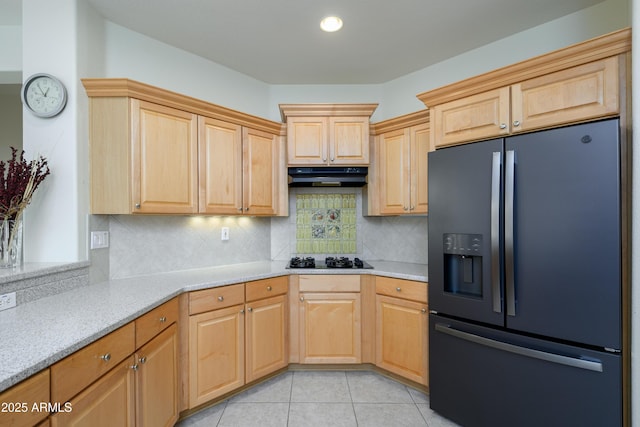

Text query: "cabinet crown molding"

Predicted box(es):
[82, 78, 284, 135]
[279, 103, 378, 122]
[417, 27, 631, 108]
[370, 109, 429, 135]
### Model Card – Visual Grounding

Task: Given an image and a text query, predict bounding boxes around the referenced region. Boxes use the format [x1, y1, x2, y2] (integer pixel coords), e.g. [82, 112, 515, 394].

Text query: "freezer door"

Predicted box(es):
[428, 138, 504, 326]
[430, 315, 622, 427]
[505, 119, 621, 349]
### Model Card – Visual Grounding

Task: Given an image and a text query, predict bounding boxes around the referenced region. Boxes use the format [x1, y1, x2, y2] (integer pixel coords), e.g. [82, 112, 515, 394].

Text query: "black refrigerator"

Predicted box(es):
[427, 118, 623, 427]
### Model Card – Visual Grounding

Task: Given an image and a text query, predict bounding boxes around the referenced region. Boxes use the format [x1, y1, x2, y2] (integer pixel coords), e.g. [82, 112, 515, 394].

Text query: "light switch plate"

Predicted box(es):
[0, 292, 16, 311]
[91, 231, 109, 249]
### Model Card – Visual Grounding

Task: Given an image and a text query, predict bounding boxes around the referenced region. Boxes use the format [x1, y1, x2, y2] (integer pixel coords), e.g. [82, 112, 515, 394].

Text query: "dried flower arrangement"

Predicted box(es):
[0, 147, 50, 267]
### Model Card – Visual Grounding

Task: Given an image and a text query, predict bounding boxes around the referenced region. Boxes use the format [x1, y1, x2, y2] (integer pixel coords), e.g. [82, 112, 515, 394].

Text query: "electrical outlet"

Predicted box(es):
[221, 227, 230, 241]
[0, 292, 17, 311]
[91, 231, 109, 249]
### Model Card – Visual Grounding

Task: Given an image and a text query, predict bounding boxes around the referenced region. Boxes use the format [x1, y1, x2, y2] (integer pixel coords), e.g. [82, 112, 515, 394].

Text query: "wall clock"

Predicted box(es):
[21, 73, 68, 118]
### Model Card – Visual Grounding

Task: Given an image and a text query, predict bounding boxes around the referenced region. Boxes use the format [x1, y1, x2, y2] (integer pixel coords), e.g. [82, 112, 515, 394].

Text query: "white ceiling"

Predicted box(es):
[3, 0, 605, 84]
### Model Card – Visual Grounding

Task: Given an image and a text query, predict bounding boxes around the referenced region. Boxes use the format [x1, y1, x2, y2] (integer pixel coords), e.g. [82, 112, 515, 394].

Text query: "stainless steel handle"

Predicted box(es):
[100, 353, 111, 362]
[505, 150, 516, 316]
[218, 296, 224, 302]
[159, 316, 167, 323]
[491, 152, 502, 314]
[434, 323, 603, 372]
[267, 286, 272, 291]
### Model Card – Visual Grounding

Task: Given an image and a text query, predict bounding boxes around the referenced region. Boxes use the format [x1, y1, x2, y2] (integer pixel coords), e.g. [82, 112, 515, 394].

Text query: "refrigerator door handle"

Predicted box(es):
[491, 152, 502, 313]
[505, 150, 516, 316]
[434, 323, 604, 372]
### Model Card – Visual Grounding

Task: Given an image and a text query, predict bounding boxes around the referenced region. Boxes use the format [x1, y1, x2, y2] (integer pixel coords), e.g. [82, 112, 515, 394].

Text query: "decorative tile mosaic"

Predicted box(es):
[295, 194, 357, 254]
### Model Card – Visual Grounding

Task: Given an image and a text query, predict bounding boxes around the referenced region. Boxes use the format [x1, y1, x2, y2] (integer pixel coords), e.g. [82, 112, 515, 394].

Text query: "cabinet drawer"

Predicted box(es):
[0, 370, 50, 427]
[376, 277, 427, 303]
[189, 283, 245, 315]
[299, 275, 360, 292]
[51, 322, 135, 404]
[135, 297, 179, 348]
[246, 276, 288, 302]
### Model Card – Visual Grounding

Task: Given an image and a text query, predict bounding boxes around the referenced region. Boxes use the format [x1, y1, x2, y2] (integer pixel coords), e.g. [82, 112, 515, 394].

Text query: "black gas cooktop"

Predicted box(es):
[287, 256, 374, 269]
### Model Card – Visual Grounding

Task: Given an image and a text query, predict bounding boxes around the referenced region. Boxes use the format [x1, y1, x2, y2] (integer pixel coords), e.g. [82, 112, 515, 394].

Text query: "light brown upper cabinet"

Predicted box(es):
[280, 104, 378, 166]
[367, 110, 431, 216]
[83, 78, 287, 216]
[199, 118, 282, 215]
[418, 29, 630, 149]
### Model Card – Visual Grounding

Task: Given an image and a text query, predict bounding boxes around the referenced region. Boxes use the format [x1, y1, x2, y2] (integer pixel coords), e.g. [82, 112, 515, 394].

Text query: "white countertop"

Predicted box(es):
[0, 260, 427, 392]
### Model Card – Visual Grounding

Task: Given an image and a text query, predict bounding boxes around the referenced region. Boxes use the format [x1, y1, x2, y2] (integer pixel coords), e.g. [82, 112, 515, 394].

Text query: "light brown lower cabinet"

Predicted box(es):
[189, 303, 245, 407]
[245, 293, 288, 382]
[188, 277, 288, 408]
[135, 323, 179, 427]
[298, 275, 361, 364]
[375, 277, 428, 386]
[49, 299, 179, 427]
[0, 369, 50, 427]
[50, 357, 136, 427]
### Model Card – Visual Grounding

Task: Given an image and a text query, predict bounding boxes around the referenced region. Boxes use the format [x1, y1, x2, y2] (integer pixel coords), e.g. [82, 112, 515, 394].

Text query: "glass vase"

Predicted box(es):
[0, 218, 23, 269]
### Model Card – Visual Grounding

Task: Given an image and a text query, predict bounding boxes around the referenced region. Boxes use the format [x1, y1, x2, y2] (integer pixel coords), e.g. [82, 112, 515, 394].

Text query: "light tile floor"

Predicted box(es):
[177, 370, 461, 427]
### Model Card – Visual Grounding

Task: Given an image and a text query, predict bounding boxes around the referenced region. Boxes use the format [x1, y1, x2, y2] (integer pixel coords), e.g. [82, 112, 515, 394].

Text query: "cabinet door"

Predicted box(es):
[189, 305, 245, 408]
[299, 292, 361, 364]
[329, 116, 369, 165]
[431, 87, 510, 148]
[287, 117, 328, 165]
[50, 358, 135, 427]
[409, 123, 431, 214]
[378, 129, 410, 214]
[376, 295, 428, 385]
[135, 324, 179, 427]
[131, 99, 198, 213]
[245, 294, 288, 382]
[511, 56, 619, 133]
[243, 127, 278, 215]
[199, 117, 243, 214]
[0, 370, 50, 427]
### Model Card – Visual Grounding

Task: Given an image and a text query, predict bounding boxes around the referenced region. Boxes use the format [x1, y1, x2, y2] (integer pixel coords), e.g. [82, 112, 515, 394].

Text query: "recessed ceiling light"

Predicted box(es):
[320, 16, 343, 32]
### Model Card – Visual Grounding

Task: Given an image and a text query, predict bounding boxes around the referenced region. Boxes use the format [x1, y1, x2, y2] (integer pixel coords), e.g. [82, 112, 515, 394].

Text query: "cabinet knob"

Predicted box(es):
[100, 353, 111, 362]
[159, 316, 167, 323]
[499, 123, 507, 130]
[513, 120, 521, 127]
[396, 287, 402, 292]
[135, 203, 141, 209]
[267, 286, 272, 291]
[131, 364, 139, 371]
[139, 356, 147, 364]
[237, 207, 243, 211]
[421, 308, 427, 314]
[240, 309, 245, 314]
[403, 206, 409, 211]
[218, 296, 224, 302]
[300, 296, 304, 302]
[410, 206, 415, 210]
[330, 157, 335, 162]
[248, 307, 253, 312]
[245, 207, 249, 211]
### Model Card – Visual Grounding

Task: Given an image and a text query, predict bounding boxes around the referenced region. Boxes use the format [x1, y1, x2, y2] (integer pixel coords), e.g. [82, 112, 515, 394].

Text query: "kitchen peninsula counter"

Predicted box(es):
[0, 260, 426, 392]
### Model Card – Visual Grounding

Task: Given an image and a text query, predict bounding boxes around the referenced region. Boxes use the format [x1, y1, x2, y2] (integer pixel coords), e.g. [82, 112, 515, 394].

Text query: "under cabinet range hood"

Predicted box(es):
[288, 167, 368, 187]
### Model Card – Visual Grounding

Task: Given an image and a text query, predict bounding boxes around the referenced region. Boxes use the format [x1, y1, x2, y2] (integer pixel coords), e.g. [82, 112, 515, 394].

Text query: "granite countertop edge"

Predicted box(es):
[0, 260, 427, 392]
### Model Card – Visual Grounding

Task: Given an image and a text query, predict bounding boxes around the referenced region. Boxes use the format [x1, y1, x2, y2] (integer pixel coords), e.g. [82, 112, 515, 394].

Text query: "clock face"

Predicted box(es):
[22, 74, 68, 118]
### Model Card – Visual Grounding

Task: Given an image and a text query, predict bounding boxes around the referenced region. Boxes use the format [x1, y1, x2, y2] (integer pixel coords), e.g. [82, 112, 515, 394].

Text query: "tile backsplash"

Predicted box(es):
[295, 193, 357, 254]
[90, 188, 428, 281]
